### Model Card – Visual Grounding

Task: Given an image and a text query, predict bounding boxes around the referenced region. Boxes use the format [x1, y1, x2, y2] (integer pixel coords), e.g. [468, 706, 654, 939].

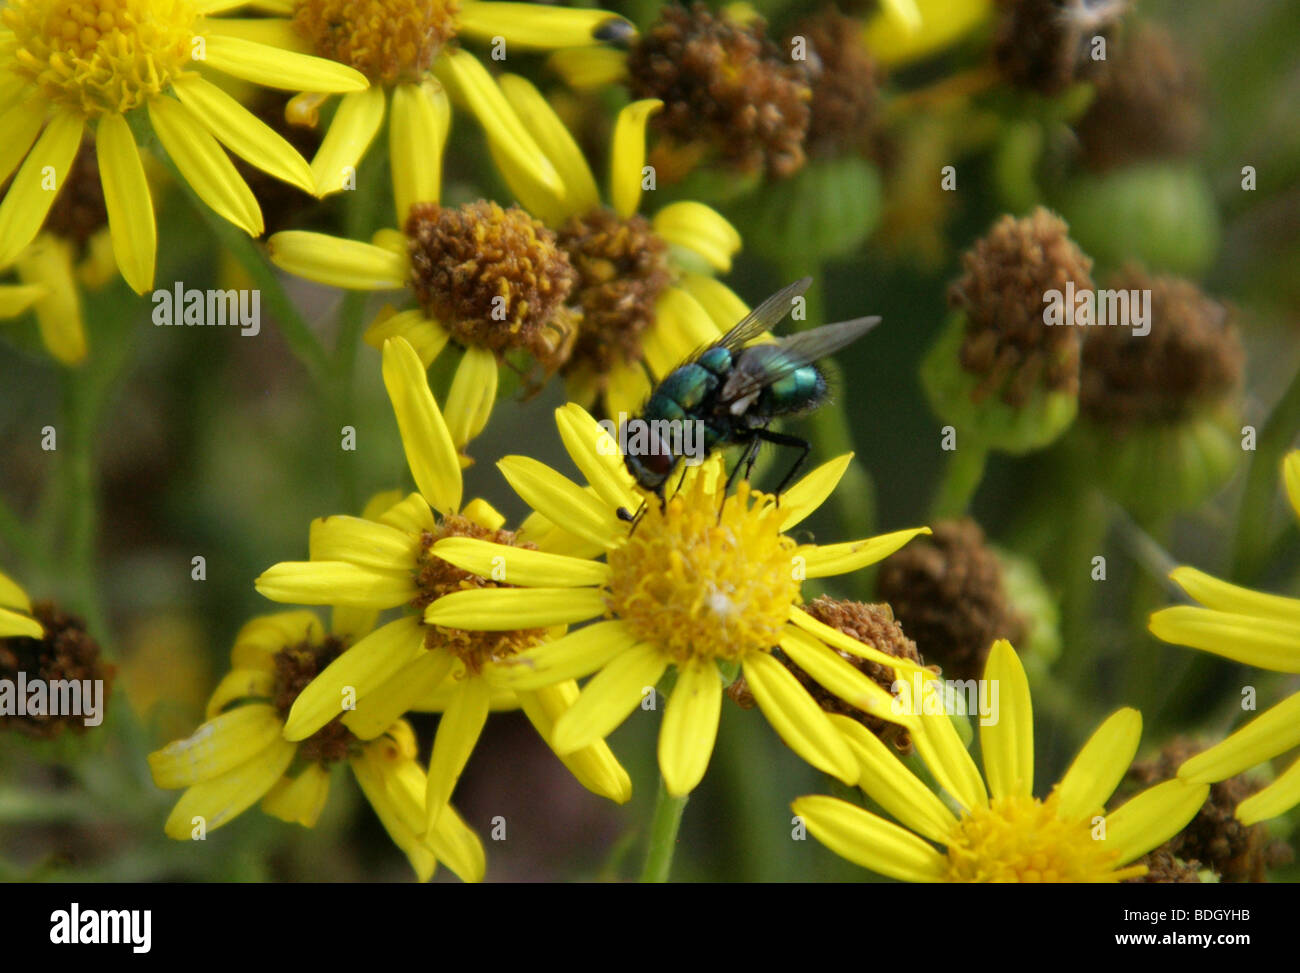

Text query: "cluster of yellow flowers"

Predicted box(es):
[1, 0, 1295, 884]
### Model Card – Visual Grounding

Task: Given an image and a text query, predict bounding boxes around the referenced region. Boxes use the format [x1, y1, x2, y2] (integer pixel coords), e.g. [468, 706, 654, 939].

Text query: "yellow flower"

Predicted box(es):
[1149, 450, 1300, 826]
[0, 0, 369, 294]
[254, 336, 632, 833]
[214, 1, 631, 215]
[408, 73, 746, 417]
[863, 0, 992, 68]
[269, 195, 577, 454]
[423, 404, 932, 796]
[0, 569, 44, 639]
[0, 136, 124, 365]
[793, 640, 1209, 881]
[148, 608, 484, 882]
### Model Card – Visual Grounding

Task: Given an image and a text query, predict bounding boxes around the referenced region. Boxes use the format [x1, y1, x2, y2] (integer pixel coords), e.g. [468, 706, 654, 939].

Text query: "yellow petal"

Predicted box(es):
[554, 403, 641, 512]
[1178, 691, 1300, 783]
[603, 358, 653, 417]
[779, 627, 912, 728]
[802, 527, 933, 579]
[163, 737, 296, 837]
[1167, 565, 1300, 625]
[0, 572, 32, 613]
[261, 763, 332, 827]
[0, 283, 44, 317]
[149, 703, 284, 788]
[308, 514, 419, 570]
[431, 536, 609, 588]
[979, 639, 1033, 800]
[364, 308, 449, 367]
[792, 794, 946, 882]
[202, 34, 369, 92]
[375, 491, 437, 535]
[230, 611, 324, 670]
[1104, 779, 1210, 867]
[1149, 605, 1300, 672]
[497, 454, 623, 549]
[0, 97, 45, 184]
[515, 681, 632, 803]
[205, 667, 276, 719]
[787, 605, 931, 675]
[641, 286, 720, 377]
[255, 560, 416, 608]
[425, 801, 487, 883]
[864, 0, 992, 69]
[674, 274, 750, 332]
[1052, 708, 1143, 822]
[461, 497, 506, 531]
[435, 48, 561, 197]
[389, 81, 448, 223]
[344, 649, 457, 740]
[310, 86, 387, 196]
[777, 454, 852, 530]
[426, 586, 608, 630]
[14, 234, 86, 365]
[269, 229, 407, 289]
[489, 620, 638, 691]
[94, 112, 155, 294]
[546, 46, 629, 88]
[0, 110, 82, 266]
[0, 607, 44, 639]
[829, 714, 957, 843]
[349, 742, 436, 881]
[1235, 755, 1300, 825]
[426, 676, 491, 830]
[282, 616, 425, 740]
[658, 661, 722, 796]
[444, 346, 498, 448]
[149, 96, 262, 237]
[200, 12, 304, 45]
[496, 74, 597, 223]
[880, 0, 923, 33]
[1284, 451, 1300, 522]
[652, 201, 741, 272]
[550, 642, 667, 752]
[742, 651, 859, 784]
[456, 4, 634, 49]
[907, 679, 988, 812]
[382, 336, 464, 515]
[172, 75, 314, 194]
[610, 98, 661, 219]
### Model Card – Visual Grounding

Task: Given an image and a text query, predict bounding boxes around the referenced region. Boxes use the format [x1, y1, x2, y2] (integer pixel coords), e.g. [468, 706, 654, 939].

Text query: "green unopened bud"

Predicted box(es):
[921, 208, 1090, 454]
[1069, 266, 1243, 521]
[740, 155, 883, 263]
[1057, 163, 1219, 275]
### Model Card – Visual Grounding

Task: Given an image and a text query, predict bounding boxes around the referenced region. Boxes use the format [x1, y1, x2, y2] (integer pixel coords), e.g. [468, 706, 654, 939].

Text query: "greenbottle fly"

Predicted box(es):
[617, 277, 880, 520]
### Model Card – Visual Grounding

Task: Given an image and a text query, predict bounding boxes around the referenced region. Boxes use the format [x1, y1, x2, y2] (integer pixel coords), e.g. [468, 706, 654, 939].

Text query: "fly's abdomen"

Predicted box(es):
[762, 365, 827, 415]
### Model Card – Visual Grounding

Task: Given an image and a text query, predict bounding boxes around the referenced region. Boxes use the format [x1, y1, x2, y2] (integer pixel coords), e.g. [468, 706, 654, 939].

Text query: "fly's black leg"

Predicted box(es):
[752, 428, 812, 504]
[720, 436, 760, 522]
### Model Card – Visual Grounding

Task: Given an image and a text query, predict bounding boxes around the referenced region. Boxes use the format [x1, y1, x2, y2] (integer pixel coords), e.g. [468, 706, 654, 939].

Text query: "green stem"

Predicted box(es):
[930, 440, 989, 520]
[639, 777, 688, 883]
[62, 371, 107, 642]
[1232, 359, 1300, 582]
[1057, 487, 1109, 690]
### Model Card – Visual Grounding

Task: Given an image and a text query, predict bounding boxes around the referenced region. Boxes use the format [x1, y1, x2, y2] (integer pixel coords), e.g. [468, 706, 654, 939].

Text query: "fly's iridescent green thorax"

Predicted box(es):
[619, 278, 881, 503]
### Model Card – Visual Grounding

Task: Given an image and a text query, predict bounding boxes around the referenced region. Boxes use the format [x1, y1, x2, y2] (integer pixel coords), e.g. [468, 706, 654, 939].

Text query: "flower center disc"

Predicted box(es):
[557, 208, 672, 378]
[944, 794, 1137, 882]
[273, 634, 357, 764]
[606, 479, 800, 664]
[405, 200, 576, 366]
[4, 0, 196, 116]
[415, 515, 547, 674]
[293, 0, 461, 85]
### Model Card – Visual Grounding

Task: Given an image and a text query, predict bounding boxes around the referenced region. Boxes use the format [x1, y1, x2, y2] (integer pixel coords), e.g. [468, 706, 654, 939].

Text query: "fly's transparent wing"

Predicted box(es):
[718, 315, 881, 404]
[713, 278, 814, 353]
